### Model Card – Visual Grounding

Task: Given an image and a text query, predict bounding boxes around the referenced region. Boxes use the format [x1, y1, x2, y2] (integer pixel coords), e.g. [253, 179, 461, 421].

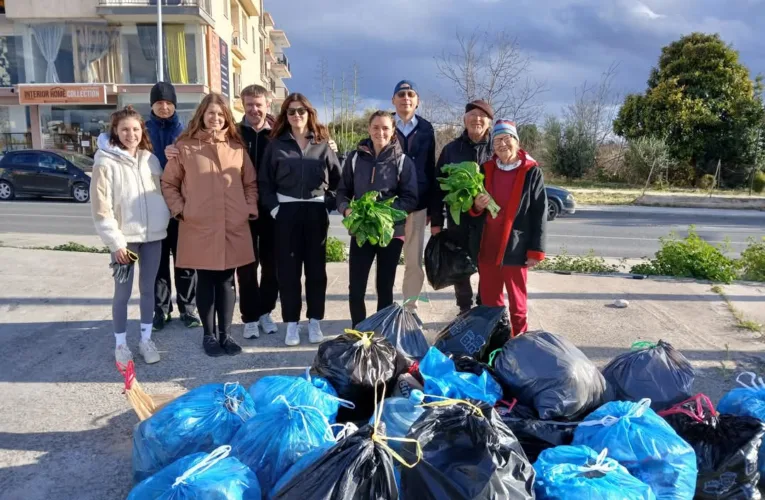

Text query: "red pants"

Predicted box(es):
[478, 262, 528, 335]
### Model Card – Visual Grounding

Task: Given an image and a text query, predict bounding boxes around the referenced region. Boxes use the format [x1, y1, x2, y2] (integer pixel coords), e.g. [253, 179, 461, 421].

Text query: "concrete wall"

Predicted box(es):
[5, 0, 98, 20]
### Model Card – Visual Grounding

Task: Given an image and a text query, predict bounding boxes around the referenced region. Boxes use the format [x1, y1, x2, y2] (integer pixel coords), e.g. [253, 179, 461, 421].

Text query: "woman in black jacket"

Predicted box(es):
[336, 111, 418, 327]
[259, 93, 342, 347]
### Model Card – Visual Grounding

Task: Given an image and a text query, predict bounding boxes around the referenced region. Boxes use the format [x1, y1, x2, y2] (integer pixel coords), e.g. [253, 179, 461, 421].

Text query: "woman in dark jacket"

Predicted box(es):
[259, 93, 342, 347]
[336, 111, 418, 327]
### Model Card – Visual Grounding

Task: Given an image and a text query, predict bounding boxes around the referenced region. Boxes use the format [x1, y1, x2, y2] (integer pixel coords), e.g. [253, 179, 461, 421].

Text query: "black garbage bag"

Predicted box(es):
[603, 340, 695, 411]
[271, 424, 399, 499]
[424, 230, 477, 290]
[355, 303, 429, 359]
[399, 402, 535, 499]
[492, 331, 605, 420]
[434, 306, 511, 363]
[659, 394, 765, 500]
[311, 330, 400, 422]
[497, 402, 578, 463]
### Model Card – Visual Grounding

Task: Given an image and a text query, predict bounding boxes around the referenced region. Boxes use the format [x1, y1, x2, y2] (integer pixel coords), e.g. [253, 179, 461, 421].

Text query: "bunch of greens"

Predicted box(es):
[438, 162, 500, 224]
[343, 191, 407, 247]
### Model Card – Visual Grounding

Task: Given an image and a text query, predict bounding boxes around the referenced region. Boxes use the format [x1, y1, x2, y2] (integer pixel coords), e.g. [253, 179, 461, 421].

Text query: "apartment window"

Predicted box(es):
[0, 36, 26, 85]
[124, 24, 199, 85]
[242, 18, 248, 43]
[252, 27, 256, 53]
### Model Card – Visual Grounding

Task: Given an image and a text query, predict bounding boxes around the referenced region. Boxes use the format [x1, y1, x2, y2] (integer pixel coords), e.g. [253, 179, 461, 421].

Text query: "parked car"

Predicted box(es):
[545, 185, 576, 221]
[0, 150, 92, 202]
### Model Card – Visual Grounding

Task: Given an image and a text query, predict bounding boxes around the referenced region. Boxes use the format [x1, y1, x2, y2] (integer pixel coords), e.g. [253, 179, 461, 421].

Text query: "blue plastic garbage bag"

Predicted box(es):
[419, 347, 503, 405]
[717, 372, 765, 481]
[230, 395, 337, 495]
[132, 383, 256, 483]
[128, 445, 261, 500]
[368, 390, 425, 453]
[533, 445, 656, 500]
[573, 399, 698, 499]
[355, 303, 430, 359]
[249, 371, 344, 422]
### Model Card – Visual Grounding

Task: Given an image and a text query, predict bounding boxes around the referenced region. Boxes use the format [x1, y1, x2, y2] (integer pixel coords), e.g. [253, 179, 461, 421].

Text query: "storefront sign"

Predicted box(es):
[207, 30, 222, 94]
[18, 85, 107, 105]
[219, 40, 230, 98]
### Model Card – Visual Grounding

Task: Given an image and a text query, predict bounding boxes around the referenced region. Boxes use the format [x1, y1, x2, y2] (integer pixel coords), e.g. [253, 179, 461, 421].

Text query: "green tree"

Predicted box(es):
[541, 116, 596, 179]
[614, 33, 765, 186]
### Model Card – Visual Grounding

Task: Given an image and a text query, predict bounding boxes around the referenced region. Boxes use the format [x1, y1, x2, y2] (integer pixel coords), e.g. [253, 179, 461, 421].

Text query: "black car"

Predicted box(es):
[545, 185, 576, 221]
[0, 150, 92, 202]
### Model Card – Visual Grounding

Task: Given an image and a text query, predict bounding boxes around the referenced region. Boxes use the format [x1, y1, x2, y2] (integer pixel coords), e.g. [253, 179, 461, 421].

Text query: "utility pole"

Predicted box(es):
[157, 0, 164, 82]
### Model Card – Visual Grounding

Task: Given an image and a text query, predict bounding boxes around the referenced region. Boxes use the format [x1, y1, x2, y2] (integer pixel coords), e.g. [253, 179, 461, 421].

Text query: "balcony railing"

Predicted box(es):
[269, 78, 276, 92]
[275, 54, 290, 73]
[97, 0, 212, 15]
[232, 31, 241, 47]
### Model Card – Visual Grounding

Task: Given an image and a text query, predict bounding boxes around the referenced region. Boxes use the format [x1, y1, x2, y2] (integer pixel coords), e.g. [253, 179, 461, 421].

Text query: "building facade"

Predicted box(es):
[0, 0, 291, 155]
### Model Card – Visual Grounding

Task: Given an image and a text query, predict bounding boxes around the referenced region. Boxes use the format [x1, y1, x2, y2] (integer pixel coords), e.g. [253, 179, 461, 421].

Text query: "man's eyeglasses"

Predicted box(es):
[396, 90, 417, 99]
[287, 107, 308, 116]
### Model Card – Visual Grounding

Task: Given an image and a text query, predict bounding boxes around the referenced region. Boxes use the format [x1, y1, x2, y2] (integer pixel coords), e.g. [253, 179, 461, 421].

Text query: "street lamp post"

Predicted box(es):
[157, 0, 164, 82]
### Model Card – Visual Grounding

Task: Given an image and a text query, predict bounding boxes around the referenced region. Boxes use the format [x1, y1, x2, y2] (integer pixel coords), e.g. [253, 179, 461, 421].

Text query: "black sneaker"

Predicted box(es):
[203, 335, 226, 357]
[181, 310, 202, 328]
[220, 336, 242, 356]
[152, 311, 167, 332]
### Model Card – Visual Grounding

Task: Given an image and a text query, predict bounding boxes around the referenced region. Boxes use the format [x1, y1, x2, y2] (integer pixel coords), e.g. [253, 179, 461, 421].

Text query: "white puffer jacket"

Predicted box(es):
[90, 133, 171, 252]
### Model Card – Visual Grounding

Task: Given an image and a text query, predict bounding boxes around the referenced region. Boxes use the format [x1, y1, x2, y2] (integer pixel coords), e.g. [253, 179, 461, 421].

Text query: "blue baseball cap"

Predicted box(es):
[393, 80, 418, 96]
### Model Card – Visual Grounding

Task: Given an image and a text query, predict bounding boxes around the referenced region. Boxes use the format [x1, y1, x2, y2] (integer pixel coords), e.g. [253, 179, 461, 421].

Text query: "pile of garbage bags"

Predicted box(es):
[126, 303, 765, 499]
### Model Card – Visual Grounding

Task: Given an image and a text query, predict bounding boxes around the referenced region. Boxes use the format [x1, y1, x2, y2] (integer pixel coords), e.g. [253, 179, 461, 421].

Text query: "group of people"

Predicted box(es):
[91, 78, 547, 365]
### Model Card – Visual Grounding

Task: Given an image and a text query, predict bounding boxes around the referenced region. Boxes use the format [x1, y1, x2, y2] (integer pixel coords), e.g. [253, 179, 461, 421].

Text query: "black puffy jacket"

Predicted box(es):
[336, 138, 419, 238]
[258, 131, 342, 213]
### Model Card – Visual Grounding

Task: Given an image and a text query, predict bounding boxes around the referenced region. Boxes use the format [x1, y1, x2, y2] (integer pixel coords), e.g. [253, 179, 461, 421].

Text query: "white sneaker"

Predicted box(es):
[115, 344, 133, 365]
[308, 319, 324, 344]
[259, 313, 278, 334]
[285, 322, 301, 346]
[243, 322, 260, 339]
[139, 340, 161, 364]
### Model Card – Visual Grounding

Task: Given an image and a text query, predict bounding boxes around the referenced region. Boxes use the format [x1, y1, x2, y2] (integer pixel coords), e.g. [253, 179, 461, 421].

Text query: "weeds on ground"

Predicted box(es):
[711, 285, 763, 334]
[326, 236, 347, 263]
[35, 242, 110, 254]
[629, 227, 739, 283]
[535, 248, 622, 274]
[739, 237, 765, 282]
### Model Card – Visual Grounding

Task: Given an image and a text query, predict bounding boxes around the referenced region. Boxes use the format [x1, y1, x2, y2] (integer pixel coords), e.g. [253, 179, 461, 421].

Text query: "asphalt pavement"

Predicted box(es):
[0, 199, 763, 258]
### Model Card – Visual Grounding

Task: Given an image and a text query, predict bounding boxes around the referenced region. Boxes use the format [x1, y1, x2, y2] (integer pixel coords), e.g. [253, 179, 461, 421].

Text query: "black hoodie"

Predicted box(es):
[336, 138, 419, 238]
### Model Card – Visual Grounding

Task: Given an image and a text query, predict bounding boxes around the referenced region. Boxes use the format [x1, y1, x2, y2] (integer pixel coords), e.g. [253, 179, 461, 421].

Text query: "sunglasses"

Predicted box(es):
[287, 107, 308, 116]
[396, 90, 417, 99]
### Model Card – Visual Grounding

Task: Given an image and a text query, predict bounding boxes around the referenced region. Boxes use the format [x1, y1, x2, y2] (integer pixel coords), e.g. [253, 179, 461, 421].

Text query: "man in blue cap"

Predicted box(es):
[392, 80, 436, 319]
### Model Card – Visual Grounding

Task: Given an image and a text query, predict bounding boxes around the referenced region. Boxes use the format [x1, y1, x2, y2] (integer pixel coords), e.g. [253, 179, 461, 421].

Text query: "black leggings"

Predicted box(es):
[196, 268, 236, 337]
[348, 238, 404, 327]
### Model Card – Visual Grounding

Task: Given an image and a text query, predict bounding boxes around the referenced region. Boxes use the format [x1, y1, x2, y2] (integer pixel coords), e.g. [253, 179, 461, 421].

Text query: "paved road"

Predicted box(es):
[1, 200, 763, 258]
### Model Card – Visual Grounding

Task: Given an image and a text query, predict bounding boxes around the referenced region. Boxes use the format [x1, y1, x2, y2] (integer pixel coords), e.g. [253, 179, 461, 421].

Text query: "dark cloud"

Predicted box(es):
[266, 0, 765, 121]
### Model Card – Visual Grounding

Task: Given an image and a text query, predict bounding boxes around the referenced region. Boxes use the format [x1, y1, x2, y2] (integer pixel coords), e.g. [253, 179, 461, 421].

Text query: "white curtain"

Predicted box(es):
[76, 25, 118, 83]
[32, 23, 66, 83]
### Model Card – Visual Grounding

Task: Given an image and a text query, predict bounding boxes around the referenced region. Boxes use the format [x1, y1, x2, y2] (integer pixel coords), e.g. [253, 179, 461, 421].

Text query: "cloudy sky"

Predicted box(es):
[267, 0, 765, 123]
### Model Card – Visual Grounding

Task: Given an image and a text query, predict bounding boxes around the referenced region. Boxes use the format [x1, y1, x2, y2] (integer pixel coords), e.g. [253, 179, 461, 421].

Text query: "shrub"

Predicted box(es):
[43, 242, 110, 254]
[325, 236, 347, 263]
[740, 237, 765, 282]
[534, 249, 621, 274]
[753, 171, 765, 194]
[697, 173, 716, 190]
[629, 226, 739, 283]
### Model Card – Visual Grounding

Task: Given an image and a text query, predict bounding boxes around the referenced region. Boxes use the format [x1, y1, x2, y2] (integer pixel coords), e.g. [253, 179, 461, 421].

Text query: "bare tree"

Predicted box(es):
[316, 57, 330, 122]
[435, 28, 548, 124]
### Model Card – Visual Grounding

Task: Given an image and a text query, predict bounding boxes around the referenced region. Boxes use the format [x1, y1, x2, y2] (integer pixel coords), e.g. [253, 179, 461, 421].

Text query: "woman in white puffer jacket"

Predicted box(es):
[91, 105, 170, 366]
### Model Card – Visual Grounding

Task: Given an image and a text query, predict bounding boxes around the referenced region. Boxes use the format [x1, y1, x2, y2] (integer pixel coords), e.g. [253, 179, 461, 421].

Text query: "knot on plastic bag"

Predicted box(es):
[345, 329, 374, 349]
[580, 398, 652, 428]
[371, 379, 423, 469]
[736, 372, 765, 390]
[172, 445, 231, 488]
[271, 395, 335, 442]
[419, 394, 485, 419]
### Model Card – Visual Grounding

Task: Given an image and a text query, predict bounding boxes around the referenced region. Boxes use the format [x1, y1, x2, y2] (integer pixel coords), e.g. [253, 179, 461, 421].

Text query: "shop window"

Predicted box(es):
[0, 36, 26, 86]
[0, 106, 32, 151]
[125, 25, 199, 85]
[74, 25, 121, 84]
[39, 105, 115, 157]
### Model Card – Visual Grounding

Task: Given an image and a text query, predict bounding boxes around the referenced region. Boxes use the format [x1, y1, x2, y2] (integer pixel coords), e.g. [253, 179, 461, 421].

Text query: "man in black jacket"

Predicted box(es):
[392, 80, 436, 317]
[430, 100, 494, 313]
[236, 85, 279, 340]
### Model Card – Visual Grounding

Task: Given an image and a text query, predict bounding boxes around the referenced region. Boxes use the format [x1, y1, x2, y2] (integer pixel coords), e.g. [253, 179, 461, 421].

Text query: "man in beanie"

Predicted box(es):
[430, 99, 494, 314]
[391, 79, 436, 319]
[146, 81, 201, 331]
[470, 119, 547, 335]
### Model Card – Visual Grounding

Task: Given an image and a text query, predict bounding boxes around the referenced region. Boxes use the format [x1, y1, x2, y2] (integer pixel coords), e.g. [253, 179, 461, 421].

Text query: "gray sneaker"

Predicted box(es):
[139, 340, 160, 364]
[115, 344, 133, 365]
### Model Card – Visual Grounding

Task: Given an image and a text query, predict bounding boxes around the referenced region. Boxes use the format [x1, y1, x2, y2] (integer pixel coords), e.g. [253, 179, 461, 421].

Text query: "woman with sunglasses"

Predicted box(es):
[259, 93, 342, 346]
[91, 106, 170, 366]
